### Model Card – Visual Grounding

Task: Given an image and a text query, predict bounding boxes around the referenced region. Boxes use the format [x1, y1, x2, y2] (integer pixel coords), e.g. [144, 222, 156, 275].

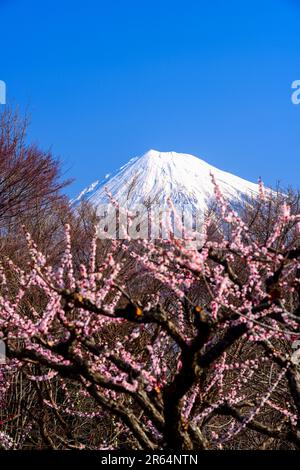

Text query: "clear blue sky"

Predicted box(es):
[1, 0, 300, 197]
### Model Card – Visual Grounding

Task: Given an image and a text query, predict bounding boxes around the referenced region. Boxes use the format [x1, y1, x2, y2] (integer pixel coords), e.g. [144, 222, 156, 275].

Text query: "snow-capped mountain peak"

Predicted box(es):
[74, 149, 260, 214]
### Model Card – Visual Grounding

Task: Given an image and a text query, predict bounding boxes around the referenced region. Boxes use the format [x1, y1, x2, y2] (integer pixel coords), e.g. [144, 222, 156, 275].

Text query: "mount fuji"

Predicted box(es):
[74, 149, 260, 215]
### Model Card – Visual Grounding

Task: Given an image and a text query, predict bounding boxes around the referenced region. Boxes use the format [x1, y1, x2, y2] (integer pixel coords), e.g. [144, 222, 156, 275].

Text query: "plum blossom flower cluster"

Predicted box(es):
[0, 175, 300, 449]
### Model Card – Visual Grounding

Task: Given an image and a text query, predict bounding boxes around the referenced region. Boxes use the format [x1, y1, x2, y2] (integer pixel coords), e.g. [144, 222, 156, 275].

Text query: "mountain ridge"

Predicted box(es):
[74, 149, 260, 214]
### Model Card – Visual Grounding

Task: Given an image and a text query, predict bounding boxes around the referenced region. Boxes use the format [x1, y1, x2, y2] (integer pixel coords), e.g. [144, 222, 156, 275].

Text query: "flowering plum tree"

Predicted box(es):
[0, 177, 300, 450]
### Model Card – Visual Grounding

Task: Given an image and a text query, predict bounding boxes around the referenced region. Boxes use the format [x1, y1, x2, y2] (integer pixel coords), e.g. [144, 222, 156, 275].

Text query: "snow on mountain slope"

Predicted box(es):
[74, 149, 260, 214]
